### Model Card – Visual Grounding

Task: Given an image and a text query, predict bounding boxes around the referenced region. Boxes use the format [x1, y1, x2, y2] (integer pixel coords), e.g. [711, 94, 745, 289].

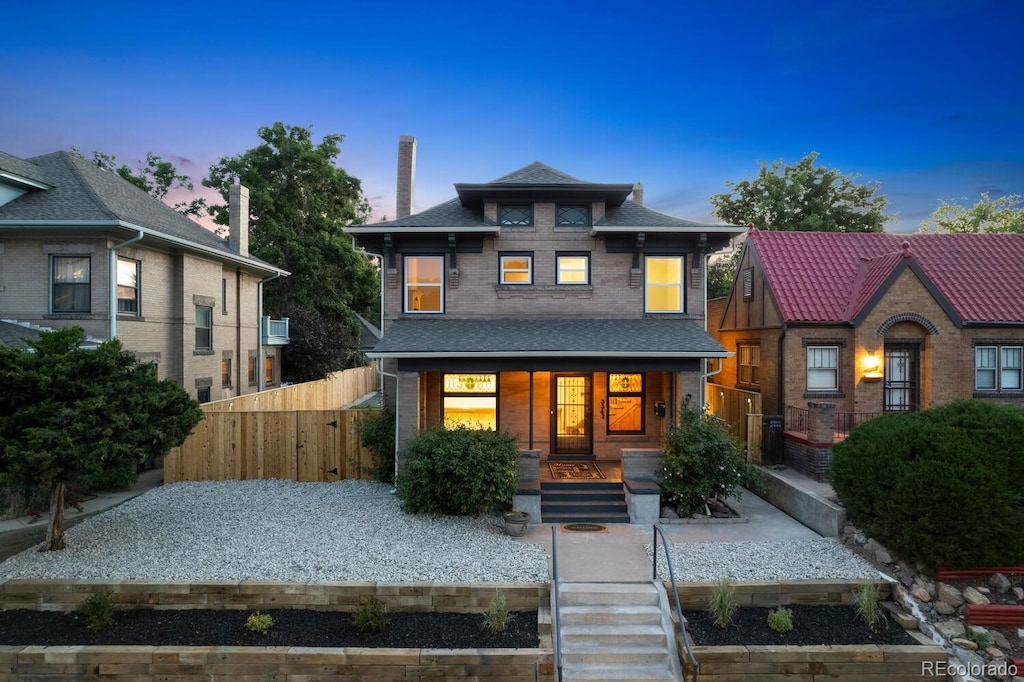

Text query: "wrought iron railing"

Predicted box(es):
[652, 524, 698, 682]
[550, 526, 563, 682]
[835, 411, 886, 438]
[261, 316, 290, 345]
[784, 405, 808, 433]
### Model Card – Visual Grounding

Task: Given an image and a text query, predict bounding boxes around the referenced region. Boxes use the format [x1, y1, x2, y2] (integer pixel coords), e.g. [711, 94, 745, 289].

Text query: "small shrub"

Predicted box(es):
[767, 606, 793, 633]
[707, 577, 737, 629]
[482, 590, 509, 633]
[833, 400, 1024, 570]
[245, 611, 274, 634]
[964, 625, 993, 649]
[353, 595, 389, 633]
[661, 401, 746, 517]
[359, 407, 396, 483]
[396, 426, 518, 516]
[853, 582, 885, 632]
[79, 591, 114, 630]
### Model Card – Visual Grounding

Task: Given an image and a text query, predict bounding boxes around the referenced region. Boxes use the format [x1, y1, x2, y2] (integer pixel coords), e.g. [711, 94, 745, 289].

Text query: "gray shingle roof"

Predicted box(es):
[0, 151, 283, 272]
[371, 318, 727, 356]
[490, 162, 584, 184]
[599, 199, 718, 228]
[0, 320, 43, 350]
[0, 151, 52, 186]
[362, 198, 492, 228]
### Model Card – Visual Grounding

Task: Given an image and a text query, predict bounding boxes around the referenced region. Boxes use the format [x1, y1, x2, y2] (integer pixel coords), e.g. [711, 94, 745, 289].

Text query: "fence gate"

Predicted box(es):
[761, 415, 785, 465]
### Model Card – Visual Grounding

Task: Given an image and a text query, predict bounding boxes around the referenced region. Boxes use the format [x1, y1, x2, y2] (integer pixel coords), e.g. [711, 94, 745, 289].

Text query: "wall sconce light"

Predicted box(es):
[862, 353, 883, 381]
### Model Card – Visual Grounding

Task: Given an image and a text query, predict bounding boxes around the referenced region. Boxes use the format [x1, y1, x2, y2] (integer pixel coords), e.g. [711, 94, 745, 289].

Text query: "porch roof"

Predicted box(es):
[369, 318, 729, 359]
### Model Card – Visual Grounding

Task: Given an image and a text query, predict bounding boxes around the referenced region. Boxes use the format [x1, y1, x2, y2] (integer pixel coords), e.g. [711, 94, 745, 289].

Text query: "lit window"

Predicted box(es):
[807, 346, 839, 391]
[442, 373, 497, 429]
[607, 373, 644, 434]
[500, 254, 532, 284]
[556, 205, 590, 226]
[976, 345, 1023, 391]
[221, 359, 232, 388]
[738, 343, 760, 385]
[195, 306, 213, 350]
[51, 256, 91, 312]
[404, 256, 444, 313]
[557, 255, 589, 284]
[264, 355, 275, 385]
[499, 205, 532, 226]
[248, 357, 257, 385]
[116, 258, 140, 314]
[645, 256, 683, 312]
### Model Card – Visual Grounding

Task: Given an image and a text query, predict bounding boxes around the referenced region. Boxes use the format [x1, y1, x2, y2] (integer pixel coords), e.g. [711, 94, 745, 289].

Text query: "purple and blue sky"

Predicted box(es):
[2, 0, 1022, 233]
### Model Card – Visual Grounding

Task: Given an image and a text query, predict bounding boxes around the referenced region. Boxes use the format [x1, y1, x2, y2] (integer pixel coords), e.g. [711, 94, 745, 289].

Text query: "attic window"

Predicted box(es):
[499, 205, 533, 226]
[556, 205, 590, 226]
[742, 268, 754, 300]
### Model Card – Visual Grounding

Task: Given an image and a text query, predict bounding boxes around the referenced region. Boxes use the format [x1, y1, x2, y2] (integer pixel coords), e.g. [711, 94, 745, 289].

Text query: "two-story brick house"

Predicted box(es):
[351, 138, 743, 481]
[0, 149, 289, 401]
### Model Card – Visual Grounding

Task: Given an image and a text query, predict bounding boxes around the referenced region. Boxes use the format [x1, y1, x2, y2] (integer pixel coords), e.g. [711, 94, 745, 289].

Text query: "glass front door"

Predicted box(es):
[553, 374, 592, 454]
[884, 344, 919, 412]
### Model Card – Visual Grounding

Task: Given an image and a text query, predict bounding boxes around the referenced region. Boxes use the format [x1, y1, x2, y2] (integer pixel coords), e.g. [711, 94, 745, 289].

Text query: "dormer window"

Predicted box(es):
[557, 205, 590, 226]
[499, 205, 533, 226]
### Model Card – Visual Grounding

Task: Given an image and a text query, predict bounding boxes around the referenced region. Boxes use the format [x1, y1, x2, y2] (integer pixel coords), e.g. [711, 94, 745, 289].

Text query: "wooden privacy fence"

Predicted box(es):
[203, 365, 379, 412]
[164, 409, 381, 483]
[707, 383, 763, 459]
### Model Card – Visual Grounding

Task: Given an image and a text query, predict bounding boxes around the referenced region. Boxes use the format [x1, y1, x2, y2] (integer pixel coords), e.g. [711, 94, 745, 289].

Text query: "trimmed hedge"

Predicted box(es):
[832, 400, 1024, 570]
[396, 426, 519, 516]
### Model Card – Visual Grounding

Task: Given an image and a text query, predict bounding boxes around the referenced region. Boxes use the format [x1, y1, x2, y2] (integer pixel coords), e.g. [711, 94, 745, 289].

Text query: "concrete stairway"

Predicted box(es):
[556, 581, 683, 682]
[541, 480, 630, 524]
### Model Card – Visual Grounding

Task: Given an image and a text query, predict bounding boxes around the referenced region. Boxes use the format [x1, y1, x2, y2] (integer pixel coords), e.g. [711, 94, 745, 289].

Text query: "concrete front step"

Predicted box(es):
[561, 622, 667, 646]
[541, 481, 629, 523]
[543, 512, 631, 524]
[560, 667, 677, 682]
[560, 604, 664, 626]
[559, 582, 661, 606]
[562, 645, 671, 667]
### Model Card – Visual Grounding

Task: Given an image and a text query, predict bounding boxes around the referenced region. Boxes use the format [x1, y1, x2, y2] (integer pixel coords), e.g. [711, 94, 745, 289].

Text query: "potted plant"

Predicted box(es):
[502, 510, 530, 537]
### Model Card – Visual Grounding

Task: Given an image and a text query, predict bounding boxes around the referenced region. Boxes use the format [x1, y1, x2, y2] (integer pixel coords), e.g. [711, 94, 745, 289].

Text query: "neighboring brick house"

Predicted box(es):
[0, 150, 289, 402]
[350, 137, 742, 473]
[711, 226, 1024, 431]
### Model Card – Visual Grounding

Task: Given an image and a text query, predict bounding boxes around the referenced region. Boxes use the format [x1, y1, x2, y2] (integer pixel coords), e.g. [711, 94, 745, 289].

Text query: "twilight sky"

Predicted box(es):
[2, 0, 1021, 234]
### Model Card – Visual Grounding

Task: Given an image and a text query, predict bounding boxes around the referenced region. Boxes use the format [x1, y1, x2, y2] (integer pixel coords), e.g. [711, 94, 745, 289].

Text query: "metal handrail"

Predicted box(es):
[652, 524, 699, 682]
[550, 526, 563, 682]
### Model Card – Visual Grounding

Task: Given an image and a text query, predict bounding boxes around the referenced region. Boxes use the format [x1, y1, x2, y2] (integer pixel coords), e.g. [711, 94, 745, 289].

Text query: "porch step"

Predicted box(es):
[541, 481, 628, 524]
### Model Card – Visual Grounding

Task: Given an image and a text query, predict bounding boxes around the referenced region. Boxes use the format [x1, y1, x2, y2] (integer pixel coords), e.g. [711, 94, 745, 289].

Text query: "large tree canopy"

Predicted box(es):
[919, 193, 1024, 234]
[710, 152, 892, 233]
[0, 328, 203, 550]
[73, 149, 208, 218]
[203, 123, 380, 382]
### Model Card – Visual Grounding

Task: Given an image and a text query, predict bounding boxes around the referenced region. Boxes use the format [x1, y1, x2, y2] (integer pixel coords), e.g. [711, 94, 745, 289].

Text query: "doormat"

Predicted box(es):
[548, 461, 605, 480]
[562, 522, 608, 533]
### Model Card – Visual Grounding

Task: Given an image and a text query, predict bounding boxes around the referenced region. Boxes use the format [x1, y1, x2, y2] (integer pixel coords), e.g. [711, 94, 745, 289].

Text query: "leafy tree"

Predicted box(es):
[707, 250, 740, 299]
[203, 122, 379, 382]
[710, 152, 892, 233]
[0, 328, 203, 550]
[919, 192, 1024, 233]
[72, 148, 208, 217]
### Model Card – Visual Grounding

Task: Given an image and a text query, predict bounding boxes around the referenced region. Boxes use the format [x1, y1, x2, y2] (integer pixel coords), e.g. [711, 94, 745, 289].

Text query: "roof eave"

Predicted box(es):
[347, 225, 501, 235]
[369, 350, 732, 359]
[591, 225, 745, 236]
[0, 172, 51, 191]
[455, 183, 635, 206]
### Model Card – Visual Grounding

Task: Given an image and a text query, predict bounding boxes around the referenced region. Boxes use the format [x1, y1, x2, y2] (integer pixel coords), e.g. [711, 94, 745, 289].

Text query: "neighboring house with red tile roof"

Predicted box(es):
[0, 149, 290, 402]
[710, 227, 1024, 439]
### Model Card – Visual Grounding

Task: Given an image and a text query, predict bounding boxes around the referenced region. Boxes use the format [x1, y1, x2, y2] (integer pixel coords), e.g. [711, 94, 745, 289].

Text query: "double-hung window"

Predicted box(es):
[51, 256, 91, 313]
[500, 254, 532, 284]
[976, 345, 1023, 391]
[195, 306, 213, 350]
[645, 256, 684, 312]
[404, 255, 444, 313]
[806, 346, 839, 391]
[117, 258, 140, 315]
[738, 343, 760, 386]
[607, 373, 644, 434]
[557, 254, 589, 284]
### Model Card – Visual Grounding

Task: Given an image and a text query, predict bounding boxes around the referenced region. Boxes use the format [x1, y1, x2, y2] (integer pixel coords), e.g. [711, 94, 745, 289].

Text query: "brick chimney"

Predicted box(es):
[396, 135, 417, 219]
[632, 181, 644, 205]
[229, 183, 249, 257]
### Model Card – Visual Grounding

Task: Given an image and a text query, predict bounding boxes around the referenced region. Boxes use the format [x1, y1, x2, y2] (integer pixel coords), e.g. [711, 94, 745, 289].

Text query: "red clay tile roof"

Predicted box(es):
[748, 229, 1024, 324]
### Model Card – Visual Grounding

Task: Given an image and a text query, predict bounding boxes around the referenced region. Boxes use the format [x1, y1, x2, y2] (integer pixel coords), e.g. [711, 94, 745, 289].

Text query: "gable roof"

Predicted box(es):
[0, 151, 52, 188]
[748, 229, 1024, 325]
[0, 151, 285, 274]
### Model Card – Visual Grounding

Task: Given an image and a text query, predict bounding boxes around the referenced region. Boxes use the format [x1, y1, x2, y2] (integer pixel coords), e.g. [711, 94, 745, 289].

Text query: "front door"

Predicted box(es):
[553, 374, 592, 454]
[884, 344, 919, 412]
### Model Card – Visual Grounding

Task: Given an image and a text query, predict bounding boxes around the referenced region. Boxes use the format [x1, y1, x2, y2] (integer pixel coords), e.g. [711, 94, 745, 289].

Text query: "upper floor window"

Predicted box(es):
[607, 373, 644, 434]
[221, 359, 232, 388]
[248, 357, 258, 385]
[976, 345, 1022, 391]
[644, 256, 684, 313]
[195, 306, 213, 350]
[557, 254, 590, 284]
[404, 255, 444, 313]
[738, 343, 760, 386]
[499, 205, 533, 226]
[51, 256, 91, 313]
[556, 205, 590, 226]
[500, 254, 533, 284]
[807, 345, 839, 391]
[117, 258, 140, 315]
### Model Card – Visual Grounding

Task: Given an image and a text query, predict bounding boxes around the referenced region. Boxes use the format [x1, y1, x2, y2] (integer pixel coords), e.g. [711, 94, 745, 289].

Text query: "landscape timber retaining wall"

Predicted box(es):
[664, 579, 892, 609]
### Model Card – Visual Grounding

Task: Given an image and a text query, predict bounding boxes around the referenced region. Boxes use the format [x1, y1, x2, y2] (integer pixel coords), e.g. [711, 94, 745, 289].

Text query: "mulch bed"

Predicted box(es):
[0, 609, 539, 648]
[682, 605, 918, 647]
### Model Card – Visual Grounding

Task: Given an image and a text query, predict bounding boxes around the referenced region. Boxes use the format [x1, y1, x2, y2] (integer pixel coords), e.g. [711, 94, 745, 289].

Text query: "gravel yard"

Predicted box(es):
[0, 480, 549, 583]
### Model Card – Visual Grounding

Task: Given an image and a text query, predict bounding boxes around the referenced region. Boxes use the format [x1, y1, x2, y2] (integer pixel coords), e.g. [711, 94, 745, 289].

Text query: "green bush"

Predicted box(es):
[359, 407, 396, 483]
[660, 403, 746, 517]
[353, 595, 388, 633]
[707, 577, 737, 628]
[245, 611, 274, 634]
[79, 591, 115, 630]
[482, 590, 509, 633]
[767, 606, 793, 633]
[396, 426, 518, 516]
[832, 400, 1024, 570]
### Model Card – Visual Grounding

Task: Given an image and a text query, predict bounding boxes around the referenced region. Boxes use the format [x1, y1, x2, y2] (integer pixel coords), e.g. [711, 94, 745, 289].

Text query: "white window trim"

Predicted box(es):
[116, 257, 140, 316]
[644, 255, 684, 313]
[806, 345, 839, 391]
[404, 255, 445, 314]
[51, 255, 92, 313]
[500, 254, 533, 285]
[195, 305, 213, 350]
[557, 255, 590, 284]
[976, 344, 1023, 391]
